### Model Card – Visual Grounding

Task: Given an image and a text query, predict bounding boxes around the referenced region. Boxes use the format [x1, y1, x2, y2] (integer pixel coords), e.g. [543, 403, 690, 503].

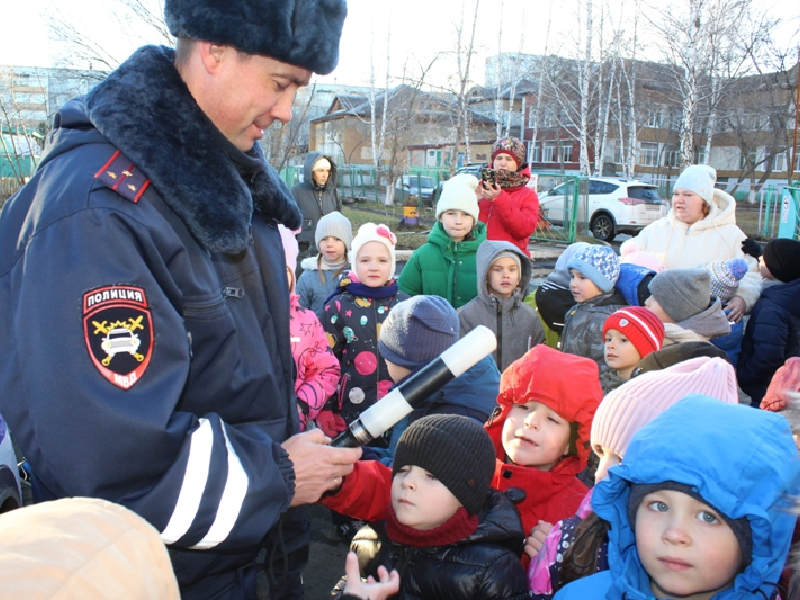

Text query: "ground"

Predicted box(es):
[257, 503, 350, 599]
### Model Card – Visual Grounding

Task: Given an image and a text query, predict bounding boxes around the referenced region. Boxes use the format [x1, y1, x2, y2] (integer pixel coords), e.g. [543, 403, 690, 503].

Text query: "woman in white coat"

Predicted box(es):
[631, 164, 761, 322]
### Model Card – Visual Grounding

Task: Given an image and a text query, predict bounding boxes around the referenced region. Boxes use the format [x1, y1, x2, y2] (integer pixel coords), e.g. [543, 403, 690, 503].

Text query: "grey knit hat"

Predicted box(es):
[394, 415, 496, 515]
[378, 295, 459, 370]
[164, 0, 347, 74]
[493, 251, 522, 274]
[648, 268, 711, 323]
[566, 245, 620, 293]
[315, 211, 353, 250]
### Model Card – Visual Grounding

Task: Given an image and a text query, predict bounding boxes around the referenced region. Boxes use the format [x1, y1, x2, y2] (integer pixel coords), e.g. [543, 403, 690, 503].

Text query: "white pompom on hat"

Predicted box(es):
[436, 174, 480, 220]
[673, 164, 717, 204]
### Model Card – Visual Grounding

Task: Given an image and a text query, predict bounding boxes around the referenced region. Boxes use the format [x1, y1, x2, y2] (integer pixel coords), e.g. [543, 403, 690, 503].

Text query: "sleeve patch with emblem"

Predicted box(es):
[83, 286, 153, 389]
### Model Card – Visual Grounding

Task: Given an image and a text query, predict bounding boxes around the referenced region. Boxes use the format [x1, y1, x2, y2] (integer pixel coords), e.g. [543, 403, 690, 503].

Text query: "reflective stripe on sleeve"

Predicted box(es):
[191, 423, 248, 549]
[161, 418, 213, 544]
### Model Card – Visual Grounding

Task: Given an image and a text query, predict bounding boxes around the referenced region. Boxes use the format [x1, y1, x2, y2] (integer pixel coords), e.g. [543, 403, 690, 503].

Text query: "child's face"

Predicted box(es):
[569, 269, 603, 303]
[488, 257, 521, 297]
[439, 210, 475, 242]
[356, 241, 391, 287]
[603, 329, 642, 376]
[636, 489, 743, 600]
[385, 360, 412, 384]
[502, 401, 571, 471]
[319, 236, 346, 263]
[758, 255, 774, 280]
[391, 465, 462, 530]
[592, 445, 622, 483]
[645, 296, 675, 324]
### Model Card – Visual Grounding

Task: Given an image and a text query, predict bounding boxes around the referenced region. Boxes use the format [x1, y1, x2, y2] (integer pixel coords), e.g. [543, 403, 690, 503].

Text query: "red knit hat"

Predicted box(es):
[602, 307, 664, 359]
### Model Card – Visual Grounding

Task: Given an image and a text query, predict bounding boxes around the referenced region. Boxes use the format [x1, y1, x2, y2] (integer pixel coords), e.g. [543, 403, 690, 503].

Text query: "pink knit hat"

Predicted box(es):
[278, 224, 300, 292]
[761, 357, 800, 412]
[619, 240, 665, 273]
[591, 356, 738, 458]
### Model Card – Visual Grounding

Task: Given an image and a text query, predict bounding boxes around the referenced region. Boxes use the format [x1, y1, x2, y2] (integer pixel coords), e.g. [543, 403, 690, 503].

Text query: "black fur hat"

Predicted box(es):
[164, 0, 347, 74]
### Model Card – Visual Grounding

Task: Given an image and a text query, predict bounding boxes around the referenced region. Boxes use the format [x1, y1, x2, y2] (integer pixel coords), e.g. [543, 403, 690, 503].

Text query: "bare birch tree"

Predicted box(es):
[451, 0, 481, 173]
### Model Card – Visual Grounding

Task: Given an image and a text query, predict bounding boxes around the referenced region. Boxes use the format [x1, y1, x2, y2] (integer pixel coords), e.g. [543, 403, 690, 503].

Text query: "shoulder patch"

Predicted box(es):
[94, 149, 151, 203]
[83, 285, 153, 389]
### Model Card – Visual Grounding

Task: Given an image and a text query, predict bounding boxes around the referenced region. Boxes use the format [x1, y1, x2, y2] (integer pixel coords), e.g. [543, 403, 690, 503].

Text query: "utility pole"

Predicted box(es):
[789, 47, 800, 187]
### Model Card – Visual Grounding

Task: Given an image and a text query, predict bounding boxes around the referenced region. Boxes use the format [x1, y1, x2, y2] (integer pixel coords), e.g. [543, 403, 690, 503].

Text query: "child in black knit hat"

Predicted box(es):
[737, 238, 800, 406]
[325, 414, 530, 599]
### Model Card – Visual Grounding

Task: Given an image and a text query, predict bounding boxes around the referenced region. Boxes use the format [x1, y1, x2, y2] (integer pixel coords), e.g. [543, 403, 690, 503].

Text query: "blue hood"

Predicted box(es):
[593, 395, 799, 600]
[436, 354, 500, 420]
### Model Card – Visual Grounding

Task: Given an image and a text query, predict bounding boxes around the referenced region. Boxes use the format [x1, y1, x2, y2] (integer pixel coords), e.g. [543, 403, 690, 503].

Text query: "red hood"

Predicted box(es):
[485, 345, 602, 467]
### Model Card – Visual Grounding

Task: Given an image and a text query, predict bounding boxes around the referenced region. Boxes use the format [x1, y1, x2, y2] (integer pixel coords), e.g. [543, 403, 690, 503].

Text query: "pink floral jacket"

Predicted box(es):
[289, 294, 340, 430]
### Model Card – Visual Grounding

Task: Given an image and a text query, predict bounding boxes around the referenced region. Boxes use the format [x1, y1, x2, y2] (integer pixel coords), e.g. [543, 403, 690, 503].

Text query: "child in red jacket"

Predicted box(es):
[324, 415, 530, 599]
[485, 345, 602, 544]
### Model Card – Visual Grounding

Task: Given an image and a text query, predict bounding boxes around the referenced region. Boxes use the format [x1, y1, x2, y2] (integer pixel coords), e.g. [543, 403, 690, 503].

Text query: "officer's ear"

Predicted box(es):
[197, 42, 231, 74]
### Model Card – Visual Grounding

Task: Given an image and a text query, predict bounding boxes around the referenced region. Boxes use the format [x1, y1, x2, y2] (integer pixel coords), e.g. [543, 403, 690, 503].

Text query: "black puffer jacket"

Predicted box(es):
[347, 490, 530, 600]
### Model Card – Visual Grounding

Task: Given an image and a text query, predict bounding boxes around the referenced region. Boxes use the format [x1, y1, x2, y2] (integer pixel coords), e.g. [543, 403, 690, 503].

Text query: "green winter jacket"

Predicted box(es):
[398, 221, 486, 309]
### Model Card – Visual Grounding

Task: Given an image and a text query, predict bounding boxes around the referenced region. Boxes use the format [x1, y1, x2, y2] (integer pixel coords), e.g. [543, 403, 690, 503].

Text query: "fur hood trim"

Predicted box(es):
[85, 45, 301, 253]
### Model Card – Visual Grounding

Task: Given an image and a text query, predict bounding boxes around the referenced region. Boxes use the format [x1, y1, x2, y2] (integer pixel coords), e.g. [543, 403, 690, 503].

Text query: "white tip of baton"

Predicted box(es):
[440, 325, 497, 377]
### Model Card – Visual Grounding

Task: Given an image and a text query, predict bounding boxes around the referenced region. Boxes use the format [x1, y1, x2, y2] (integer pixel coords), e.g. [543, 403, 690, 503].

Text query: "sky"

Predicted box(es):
[3, 0, 799, 89]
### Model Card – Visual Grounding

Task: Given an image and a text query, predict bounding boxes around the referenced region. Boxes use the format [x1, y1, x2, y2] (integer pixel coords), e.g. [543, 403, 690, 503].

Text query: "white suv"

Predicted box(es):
[540, 177, 667, 242]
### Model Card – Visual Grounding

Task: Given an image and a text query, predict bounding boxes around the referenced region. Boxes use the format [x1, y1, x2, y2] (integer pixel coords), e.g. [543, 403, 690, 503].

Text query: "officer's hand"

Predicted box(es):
[282, 429, 361, 506]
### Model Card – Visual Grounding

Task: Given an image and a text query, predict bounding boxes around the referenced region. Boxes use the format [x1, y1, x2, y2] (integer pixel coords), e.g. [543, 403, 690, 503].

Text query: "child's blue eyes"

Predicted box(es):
[648, 500, 669, 512]
[698, 511, 719, 524]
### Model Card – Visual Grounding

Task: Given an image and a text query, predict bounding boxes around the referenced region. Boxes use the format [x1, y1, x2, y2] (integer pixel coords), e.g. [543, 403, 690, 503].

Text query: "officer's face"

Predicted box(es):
[200, 45, 311, 151]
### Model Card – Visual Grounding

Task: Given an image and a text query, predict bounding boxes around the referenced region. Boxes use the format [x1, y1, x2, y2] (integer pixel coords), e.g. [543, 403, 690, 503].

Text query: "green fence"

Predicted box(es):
[777, 186, 800, 240]
[279, 163, 450, 207]
[530, 173, 584, 244]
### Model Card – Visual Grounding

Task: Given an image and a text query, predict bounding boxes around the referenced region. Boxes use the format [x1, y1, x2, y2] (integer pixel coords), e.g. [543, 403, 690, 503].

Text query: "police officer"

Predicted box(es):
[0, 1, 360, 598]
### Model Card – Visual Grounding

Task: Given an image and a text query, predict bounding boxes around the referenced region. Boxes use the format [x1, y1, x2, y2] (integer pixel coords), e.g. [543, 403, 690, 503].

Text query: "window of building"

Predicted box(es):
[645, 109, 663, 128]
[638, 142, 658, 166]
[542, 109, 559, 128]
[560, 144, 573, 163]
[542, 144, 557, 163]
[528, 107, 540, 129]
[529, 143, 541, 163]
[740, 146, 758, 170]
[772, 152, 787, 172]
[693, 146, 707, 165]
[664, 150, 681, 167]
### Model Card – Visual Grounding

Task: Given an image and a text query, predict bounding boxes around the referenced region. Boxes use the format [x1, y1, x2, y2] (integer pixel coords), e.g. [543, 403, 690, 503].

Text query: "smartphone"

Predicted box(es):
[481, 168, 496, 186]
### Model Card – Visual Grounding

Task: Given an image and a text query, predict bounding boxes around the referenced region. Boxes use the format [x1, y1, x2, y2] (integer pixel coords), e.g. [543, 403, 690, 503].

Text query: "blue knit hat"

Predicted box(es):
[566, 246, 620, 293]
[378, 295, 459, 370]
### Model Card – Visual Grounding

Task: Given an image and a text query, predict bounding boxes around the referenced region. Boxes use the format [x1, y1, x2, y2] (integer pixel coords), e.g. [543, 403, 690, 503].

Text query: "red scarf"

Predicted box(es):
[385, 504, 478, 548]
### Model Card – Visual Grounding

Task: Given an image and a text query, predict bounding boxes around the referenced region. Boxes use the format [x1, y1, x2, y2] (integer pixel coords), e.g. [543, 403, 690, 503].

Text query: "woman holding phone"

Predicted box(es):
[478, 136, 540, 258]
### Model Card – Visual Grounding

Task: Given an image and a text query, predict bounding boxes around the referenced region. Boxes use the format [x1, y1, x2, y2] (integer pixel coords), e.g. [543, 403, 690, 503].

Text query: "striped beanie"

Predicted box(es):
[703, 258, 748, 303]
[603, 307, 664, 359]
[592, 357, 738, 459]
